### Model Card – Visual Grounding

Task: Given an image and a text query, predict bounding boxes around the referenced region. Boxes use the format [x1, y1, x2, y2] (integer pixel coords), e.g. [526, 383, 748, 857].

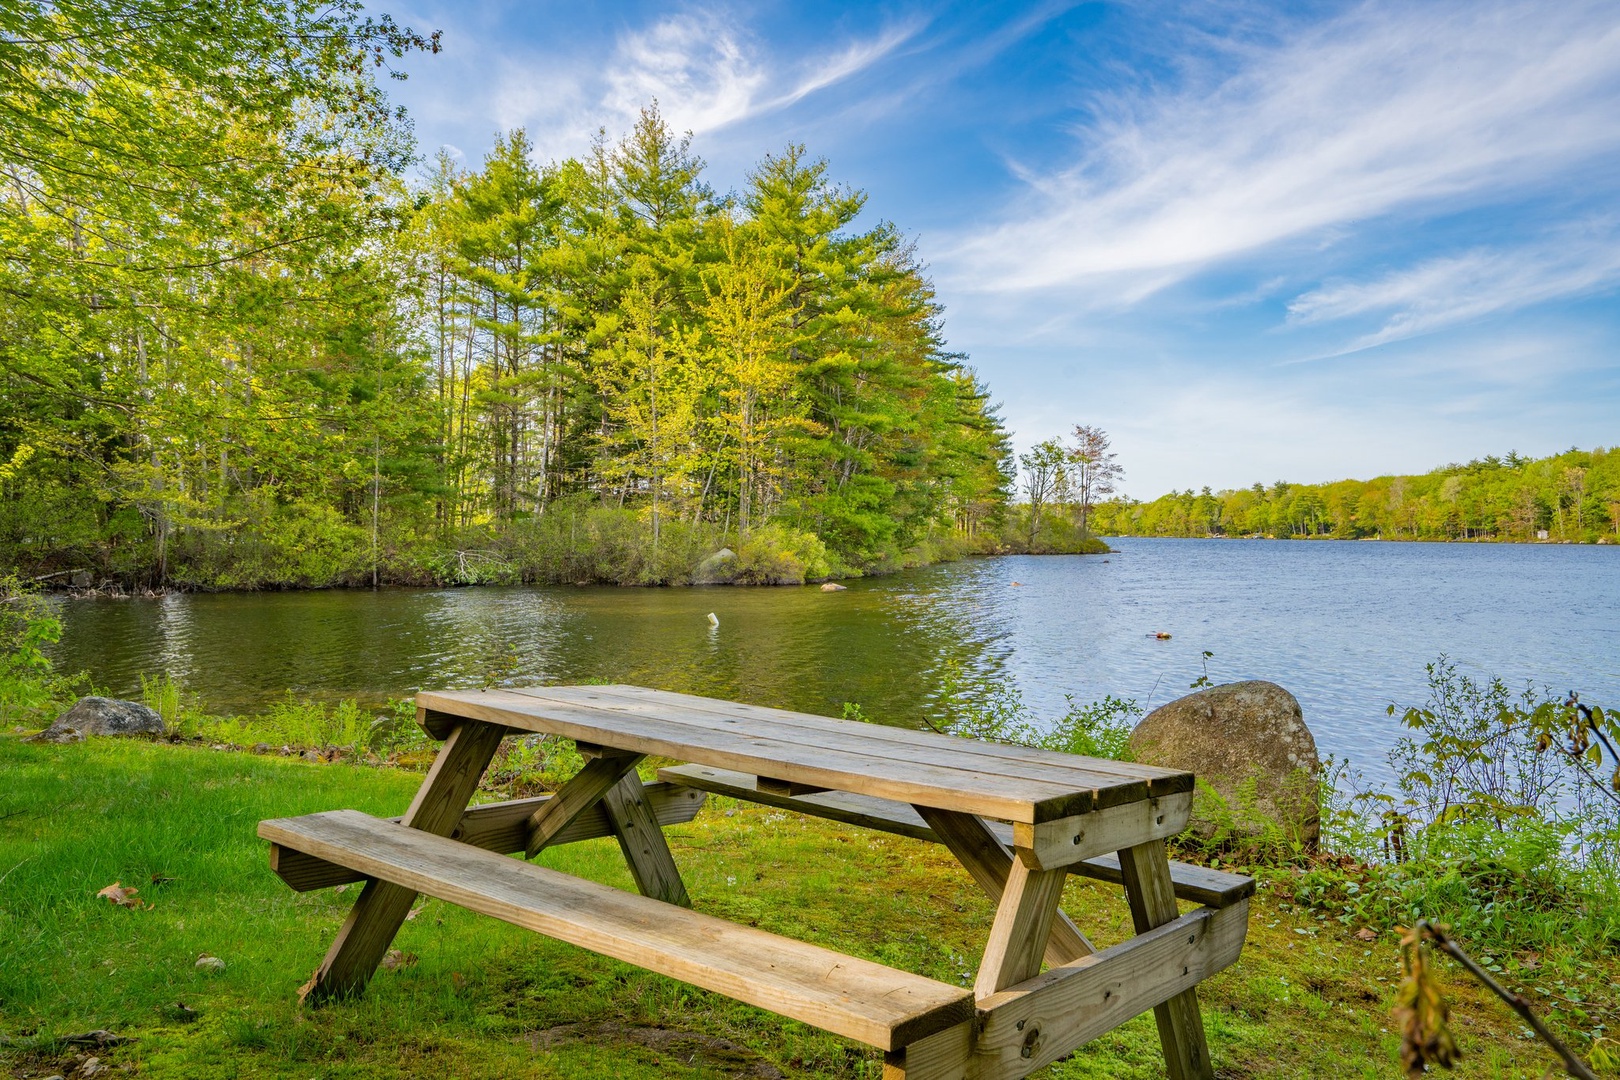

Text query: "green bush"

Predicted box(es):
[196, 693, 430, 755]
[0, 575, 85, 727]
[1288, 660, 1620, 959]
[170, 493, 369, 589]
[734, 523, 833, 585]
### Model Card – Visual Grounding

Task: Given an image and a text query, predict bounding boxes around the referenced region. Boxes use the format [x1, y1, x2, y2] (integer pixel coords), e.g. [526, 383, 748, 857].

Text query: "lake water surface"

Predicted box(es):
[45, 539, 1620, 778]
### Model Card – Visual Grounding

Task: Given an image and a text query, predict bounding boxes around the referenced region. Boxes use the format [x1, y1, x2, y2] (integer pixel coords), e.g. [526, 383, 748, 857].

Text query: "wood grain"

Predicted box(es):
[514, 684, 1192, 808]
[1119, 838, 1214, 1080]
[1011, 792, 1192, 870]
[268, 783, 706, 892]
[601, 770, 691, 907]
[300, 718, 506, 1002]
[416, 687, 1180, 822]
[659, 765, 1253, 908]
[578, 684, 1190, 792]
[973, 858, 1069, 1000]
[881, 903, 1250, 1080]
[260, 809, 975, 1051]
[913, 806, 1094, 967]
[525, 752, 645, 857]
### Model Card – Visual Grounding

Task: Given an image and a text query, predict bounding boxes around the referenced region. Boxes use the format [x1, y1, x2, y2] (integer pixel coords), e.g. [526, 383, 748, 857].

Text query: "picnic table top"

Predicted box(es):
[416, 684, 1193, 825]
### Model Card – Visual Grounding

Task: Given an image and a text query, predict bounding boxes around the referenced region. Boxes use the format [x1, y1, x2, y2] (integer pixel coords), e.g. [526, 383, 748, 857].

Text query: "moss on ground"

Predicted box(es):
[1, 737, 1612, 1078]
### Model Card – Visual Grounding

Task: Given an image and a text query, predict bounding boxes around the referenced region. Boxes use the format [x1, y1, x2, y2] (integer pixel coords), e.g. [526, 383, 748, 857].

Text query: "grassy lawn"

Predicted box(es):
[0, 736, 1604, 1079]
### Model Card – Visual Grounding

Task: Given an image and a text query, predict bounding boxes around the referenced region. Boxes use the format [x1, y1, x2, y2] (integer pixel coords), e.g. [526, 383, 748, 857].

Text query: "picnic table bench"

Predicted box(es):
[259, 685, 1252, 1079]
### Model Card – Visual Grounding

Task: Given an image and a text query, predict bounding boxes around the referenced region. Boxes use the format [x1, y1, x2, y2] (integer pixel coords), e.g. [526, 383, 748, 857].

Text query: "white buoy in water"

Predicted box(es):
[707, 612, 719, 627]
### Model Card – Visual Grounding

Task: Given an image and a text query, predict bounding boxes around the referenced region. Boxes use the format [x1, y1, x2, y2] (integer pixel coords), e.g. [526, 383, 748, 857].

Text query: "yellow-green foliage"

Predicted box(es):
[1095, 446, 1620, 542]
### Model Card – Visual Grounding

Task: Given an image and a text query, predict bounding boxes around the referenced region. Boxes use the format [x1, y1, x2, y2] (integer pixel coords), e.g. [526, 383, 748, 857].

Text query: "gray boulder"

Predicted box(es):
[1128, 680, 1320, 849]
[692, 547, 739, 585]
[29, 697, 167, 743]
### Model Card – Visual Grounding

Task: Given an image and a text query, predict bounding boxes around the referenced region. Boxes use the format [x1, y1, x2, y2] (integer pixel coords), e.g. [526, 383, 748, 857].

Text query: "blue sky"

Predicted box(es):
[375, 0, 1620, 497]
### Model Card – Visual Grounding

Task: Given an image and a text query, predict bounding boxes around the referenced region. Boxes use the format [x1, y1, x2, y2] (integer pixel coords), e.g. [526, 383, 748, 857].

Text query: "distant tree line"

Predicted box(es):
[0, 3, 1013, 587]
[1093, 448, 1620, 543]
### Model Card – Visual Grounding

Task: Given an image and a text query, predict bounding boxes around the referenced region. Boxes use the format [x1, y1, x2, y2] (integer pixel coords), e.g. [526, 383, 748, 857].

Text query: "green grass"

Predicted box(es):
[1, 737, 1614, 1079]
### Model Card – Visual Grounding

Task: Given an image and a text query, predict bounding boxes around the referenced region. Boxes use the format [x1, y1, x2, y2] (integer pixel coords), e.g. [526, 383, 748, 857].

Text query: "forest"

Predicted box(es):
[0, 3, 1014, 589]
[1093, 446, 1620, 542]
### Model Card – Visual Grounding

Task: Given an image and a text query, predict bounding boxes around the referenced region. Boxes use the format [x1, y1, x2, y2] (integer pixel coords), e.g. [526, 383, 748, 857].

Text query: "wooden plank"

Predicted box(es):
[1119, 839, 1214, 1080]
[268, 783, 707, 892]
[1012, 791, 1193, 870]
[974, 858, 1069, 999]
[418, 688, 1098, 824]
[301, 718, 506, 1002]
[513, 684, 1187, 810]
[756, 776, 831, 797]
[972, 901, 1248, 1080]
[460, 688, 1115, 817]
[601, 770, 691, 907]
[583, 684, 1190, 792]
[526, 752, 645, 857]
[659, 765, 1254, 909]
[259, 809, 976, 1051]
[883, 1020, 975, 1080]
[1056, 851, 1253, 910]
[913, 806, 1094, 967]
[661, 764, 942, 841]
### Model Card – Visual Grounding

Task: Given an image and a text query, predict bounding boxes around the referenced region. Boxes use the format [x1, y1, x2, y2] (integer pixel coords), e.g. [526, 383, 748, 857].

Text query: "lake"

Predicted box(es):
[43, 539, 1620, 779]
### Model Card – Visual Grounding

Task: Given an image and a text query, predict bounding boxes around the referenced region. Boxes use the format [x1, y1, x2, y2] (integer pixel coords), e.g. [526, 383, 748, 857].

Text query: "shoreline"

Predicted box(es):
[30, 541, 1116, 599]
[1101, 533, 1615, 546]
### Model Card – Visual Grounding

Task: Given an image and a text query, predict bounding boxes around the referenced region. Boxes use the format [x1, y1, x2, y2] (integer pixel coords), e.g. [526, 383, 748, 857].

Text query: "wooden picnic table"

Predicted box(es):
[259, 685, 1252, 1079]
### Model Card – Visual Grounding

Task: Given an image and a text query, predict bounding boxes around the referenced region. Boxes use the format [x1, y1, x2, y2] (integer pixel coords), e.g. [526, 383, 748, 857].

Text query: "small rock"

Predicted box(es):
[195, 954, 225, 974]
[820, 582, 847, 591]
[251, 743, 270, 754]
[301, 750, 323, 762]
[27, 697, 165, 743]
[1129, 680, 1320, 848]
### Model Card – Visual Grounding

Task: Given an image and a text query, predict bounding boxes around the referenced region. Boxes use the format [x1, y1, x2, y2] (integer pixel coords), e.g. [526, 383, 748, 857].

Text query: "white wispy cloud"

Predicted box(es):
[476, 11, 921, 162]
[942, 0, 1620, 303]
[1287, 224, 1620, 350]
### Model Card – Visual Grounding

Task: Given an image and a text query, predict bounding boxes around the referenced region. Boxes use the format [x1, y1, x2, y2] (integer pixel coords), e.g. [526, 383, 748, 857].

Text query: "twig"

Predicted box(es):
[1417, 921, 1598, 1080]
[0, 853, 39, 888]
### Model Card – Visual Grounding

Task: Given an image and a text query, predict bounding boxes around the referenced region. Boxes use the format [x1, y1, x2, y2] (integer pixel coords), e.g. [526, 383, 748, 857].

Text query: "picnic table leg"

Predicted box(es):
[601, 770, 692, 907]
[525, 749, 644, 856]
[974, 855, 1069, 999]
[914, 805, 1094, 966]
[1118, 838, 1215, 1080]
[302, 718, 507, 1004]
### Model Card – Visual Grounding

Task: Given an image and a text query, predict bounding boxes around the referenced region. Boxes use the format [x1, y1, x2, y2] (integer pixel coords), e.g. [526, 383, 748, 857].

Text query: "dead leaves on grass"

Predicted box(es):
[95, 882, 149, 910]
[380, 949, 417, 971]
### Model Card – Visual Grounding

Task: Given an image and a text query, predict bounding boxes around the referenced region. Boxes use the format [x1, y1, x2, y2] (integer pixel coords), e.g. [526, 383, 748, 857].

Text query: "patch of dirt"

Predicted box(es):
[522, 1022, 786, 1078]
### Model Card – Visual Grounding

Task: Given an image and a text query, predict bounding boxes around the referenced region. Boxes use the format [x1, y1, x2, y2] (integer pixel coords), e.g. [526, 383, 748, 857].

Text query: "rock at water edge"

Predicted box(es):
[692, 548, 739, 585]
[1128, 680, 1320, 848]
[28, 697, 167, 743]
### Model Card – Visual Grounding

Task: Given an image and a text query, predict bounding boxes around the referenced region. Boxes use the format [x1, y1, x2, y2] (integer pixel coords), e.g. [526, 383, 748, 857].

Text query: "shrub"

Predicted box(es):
[734, 524, 833, 585]
[1288, 660, 1620, 960]
[0, 575, 85, 727]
